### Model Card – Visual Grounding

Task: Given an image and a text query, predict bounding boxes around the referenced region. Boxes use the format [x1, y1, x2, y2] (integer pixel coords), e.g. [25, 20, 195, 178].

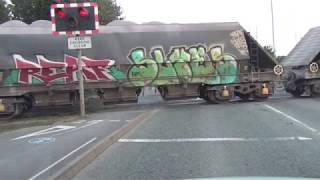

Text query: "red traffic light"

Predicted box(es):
[56, 8, 66, 18]
[79, 7, 88, 17]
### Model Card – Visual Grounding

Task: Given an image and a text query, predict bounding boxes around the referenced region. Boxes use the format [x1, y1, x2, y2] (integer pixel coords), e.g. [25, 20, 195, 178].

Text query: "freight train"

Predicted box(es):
[0, 20, 282, 118]
[282, 26, 320, 97]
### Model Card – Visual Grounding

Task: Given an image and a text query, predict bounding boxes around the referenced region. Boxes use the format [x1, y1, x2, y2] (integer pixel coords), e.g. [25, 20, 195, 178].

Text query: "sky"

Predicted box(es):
[117, 0, 320, 56]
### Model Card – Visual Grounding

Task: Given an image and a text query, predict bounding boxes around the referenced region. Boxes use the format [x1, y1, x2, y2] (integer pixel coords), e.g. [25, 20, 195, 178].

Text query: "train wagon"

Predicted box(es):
[0, 20, 280, 118]
[282, 26, 320, 97]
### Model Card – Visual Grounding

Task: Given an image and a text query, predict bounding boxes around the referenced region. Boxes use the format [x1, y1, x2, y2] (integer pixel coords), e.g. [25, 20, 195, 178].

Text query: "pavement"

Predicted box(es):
[74, 96, 320, 179]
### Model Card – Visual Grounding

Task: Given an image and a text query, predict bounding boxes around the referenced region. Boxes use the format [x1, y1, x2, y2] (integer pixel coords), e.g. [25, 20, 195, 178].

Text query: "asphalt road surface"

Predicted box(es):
[2, 88, 320, 180]
[0, 108, 146, 180]
[74, 97, 320, 179]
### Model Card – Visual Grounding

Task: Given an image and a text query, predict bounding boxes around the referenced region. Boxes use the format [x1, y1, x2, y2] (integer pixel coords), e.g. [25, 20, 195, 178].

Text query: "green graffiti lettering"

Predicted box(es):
[168, 48, 192, 82]
[109, 66, 126, 80]
[128, 48, 159, 86]
[3, 70, 19, 86]
[169, 48, 191, 62]
[127, 44, 238, 87]
[189, 46, 206, 63]
[153, 49, 165, 63]
[210, 46, 224, 61]
[216, 54, 238, 84]
[152, 48, 179, 85]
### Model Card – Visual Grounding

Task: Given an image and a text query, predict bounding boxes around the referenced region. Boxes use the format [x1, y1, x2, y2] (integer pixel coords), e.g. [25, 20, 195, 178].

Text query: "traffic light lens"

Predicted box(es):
[79, 8, 88, 17]
[56, 9, 66, 18]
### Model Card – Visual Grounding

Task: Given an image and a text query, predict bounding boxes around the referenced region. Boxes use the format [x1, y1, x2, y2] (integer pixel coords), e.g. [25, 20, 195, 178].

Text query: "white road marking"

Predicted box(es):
[28, 137, 97, 180]
[12, 126, 76, 141]
[109, 120, 121, 122]
[71, 120, 87, 124]
[125, 120, 131, 122]
[54, 120, 104, 136]
[166, 101, 203, 106]
[118, 137, 312, 143]
[264, 104, 317, 133]
[76, 120, 103, 129]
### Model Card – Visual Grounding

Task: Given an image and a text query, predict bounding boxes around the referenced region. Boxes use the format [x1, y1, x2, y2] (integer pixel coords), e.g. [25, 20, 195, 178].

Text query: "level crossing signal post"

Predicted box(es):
[51, 2, 99, 117]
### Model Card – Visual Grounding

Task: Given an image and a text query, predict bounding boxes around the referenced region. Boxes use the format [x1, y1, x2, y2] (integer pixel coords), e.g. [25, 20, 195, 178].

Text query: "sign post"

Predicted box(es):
[67, 36, 92, 116]
[77, 49, 85, 117]
[67, 36, 93, 117]
[51, 2, 99, 117]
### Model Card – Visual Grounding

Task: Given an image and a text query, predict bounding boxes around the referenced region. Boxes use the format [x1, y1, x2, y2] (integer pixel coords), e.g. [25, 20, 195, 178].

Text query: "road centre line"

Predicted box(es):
[118, 136, 312, 143]
[28, 137, 97, 180]
[264, 104, 317, 133]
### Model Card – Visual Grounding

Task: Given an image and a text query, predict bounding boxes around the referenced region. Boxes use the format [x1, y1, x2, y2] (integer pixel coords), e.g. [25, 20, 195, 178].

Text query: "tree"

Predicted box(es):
[10, 0, 52, 24]
[0, 0, 9, 24]
[96, 0, 123, 25]
[10, 0, 122, 25]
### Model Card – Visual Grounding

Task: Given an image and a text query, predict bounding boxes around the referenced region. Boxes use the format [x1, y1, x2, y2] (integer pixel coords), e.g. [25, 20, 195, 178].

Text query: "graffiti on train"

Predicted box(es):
[3, 44, 238, 86]
[127, 45, 238, 86]
[4, 54, 125, 85]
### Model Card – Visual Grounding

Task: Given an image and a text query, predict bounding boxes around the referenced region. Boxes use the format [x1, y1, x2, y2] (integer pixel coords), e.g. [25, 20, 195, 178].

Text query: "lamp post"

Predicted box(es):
[271, 0, 276, 53]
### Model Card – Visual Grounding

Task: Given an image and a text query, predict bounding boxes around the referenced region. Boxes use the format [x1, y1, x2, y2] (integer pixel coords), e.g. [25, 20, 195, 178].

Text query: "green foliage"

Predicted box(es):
[96, 0, 123, 25]
[10, 0, 122, 25]
[0, 0, 9, 24]
[10, 0, 52, 24]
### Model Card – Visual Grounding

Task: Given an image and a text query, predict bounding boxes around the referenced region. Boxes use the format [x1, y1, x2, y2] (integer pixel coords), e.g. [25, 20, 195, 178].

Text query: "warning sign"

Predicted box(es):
[68, 36, 92, 50]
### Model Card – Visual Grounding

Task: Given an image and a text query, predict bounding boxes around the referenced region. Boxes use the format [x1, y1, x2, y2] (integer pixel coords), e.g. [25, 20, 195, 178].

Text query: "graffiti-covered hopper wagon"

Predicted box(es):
[0, 20, 280, 117]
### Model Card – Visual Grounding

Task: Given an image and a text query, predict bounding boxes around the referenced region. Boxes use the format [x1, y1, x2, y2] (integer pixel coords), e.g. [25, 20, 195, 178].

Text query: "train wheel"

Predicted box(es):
[252, 91, 269, 101]
[289, 89, 304, 97]
[206, 90, 232, 104]
[0, 103, 25, 120]
[311, 84, 320, 97]
[158, 87, 169, 100]
[237, 93, 252, 101]
[254, 95, 269, 101]
[202, 93, 210, 102]
[206, 91, 218, 104]
[12, 103, 24, 118]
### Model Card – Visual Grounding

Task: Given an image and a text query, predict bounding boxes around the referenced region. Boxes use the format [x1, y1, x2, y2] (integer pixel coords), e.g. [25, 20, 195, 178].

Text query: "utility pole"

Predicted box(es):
[271, 0, 276, 53]
[77, 49, 85, 117]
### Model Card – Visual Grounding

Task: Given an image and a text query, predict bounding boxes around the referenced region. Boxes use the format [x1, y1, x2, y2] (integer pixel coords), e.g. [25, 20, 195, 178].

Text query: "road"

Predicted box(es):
[1, 88, 320, 179]
[74, 97, 320, 179]
[0, 108, 147, 180]
[0, 87, 193, 180]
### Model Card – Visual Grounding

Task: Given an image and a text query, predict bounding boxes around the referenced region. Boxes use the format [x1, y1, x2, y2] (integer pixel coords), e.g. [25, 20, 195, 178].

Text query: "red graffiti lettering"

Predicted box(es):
[82, 57, 115, 80]
[37, 56, 68, 82]
[13, 54, 115, 84]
